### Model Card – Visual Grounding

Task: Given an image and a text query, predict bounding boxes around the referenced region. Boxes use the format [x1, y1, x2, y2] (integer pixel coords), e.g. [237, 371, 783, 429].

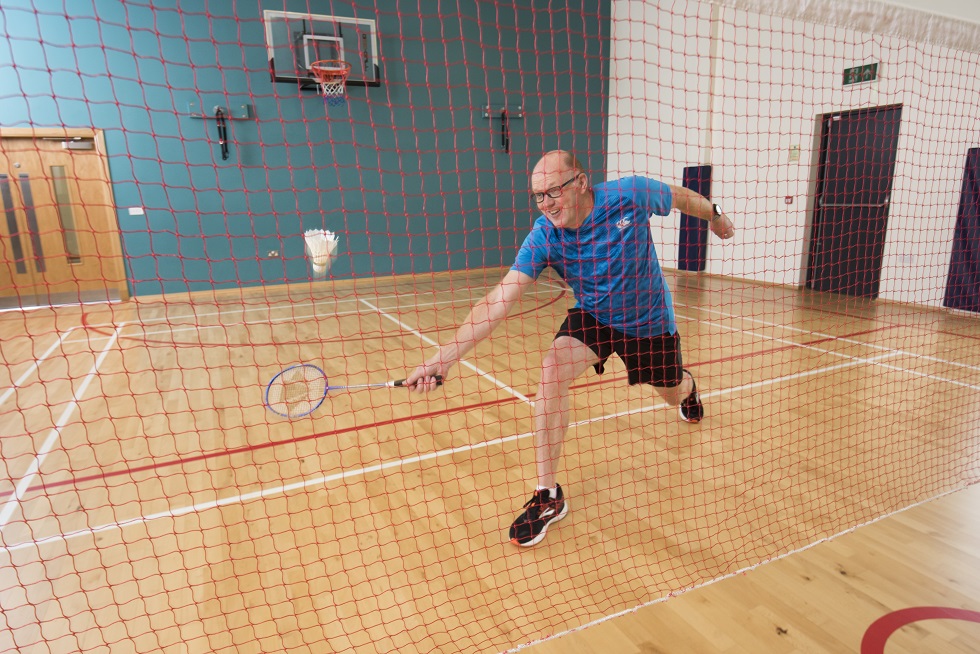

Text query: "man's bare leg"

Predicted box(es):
[534, 335, 600, 487]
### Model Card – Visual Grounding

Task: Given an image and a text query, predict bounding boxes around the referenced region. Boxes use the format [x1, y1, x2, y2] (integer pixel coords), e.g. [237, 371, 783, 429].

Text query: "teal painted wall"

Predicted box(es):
[0, 1, 610, 295]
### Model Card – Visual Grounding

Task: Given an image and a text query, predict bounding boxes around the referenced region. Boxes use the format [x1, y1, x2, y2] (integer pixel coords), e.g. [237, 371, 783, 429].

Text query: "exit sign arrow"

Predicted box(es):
[843, 63, 879, 86]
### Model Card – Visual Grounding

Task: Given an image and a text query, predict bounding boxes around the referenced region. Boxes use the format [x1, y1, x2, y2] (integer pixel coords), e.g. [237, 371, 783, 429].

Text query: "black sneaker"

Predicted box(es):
[678, 369, 703, 423]
[509, 484, 568, 547]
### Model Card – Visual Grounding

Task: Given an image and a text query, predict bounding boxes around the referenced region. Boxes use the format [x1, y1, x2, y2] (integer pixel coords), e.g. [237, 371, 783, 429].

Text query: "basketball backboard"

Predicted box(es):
[263, 10, 380, 88]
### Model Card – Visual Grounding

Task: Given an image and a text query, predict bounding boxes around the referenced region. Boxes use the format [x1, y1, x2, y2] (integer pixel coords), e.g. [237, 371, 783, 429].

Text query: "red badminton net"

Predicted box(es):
[0, 2, 978, 653]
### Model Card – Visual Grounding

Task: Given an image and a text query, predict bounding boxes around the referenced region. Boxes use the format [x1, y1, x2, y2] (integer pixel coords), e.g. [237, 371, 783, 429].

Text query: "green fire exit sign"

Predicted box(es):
[843, 63, 878, 86]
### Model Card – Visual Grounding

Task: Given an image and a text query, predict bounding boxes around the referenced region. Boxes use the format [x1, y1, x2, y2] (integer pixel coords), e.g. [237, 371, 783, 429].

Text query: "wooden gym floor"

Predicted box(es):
[0, 268, 977, 653]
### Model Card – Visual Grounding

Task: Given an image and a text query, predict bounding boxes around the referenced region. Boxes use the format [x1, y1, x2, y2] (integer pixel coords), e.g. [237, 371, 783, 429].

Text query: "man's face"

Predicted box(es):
[530, 158, 587, 229]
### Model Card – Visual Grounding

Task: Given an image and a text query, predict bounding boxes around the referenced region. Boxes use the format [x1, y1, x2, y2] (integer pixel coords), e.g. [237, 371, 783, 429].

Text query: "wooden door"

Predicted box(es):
[0, 133, 128, 307]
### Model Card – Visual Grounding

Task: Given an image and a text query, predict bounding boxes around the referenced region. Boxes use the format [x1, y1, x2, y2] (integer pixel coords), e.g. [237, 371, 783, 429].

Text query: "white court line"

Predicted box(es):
[0, 300, 121, 315]
[0, 350, 904, 556]
[4, 290, 974, 553]
[65, 286, 564, 345]
[503, 484, 968, 653]
[84, 307, 370, 342]
[0, 327, 75, 410]
[358, 298, 534, 405]
[0, 324, 123, 533]
[68, 285, 976, 404]
[544, 282, 979, 375]
[493, 278, 980, 387]
[547, 279, 979, 377]
[61, 286, 980, 398]
[676, 303, 980, 386]
[75, 278, 515, 331]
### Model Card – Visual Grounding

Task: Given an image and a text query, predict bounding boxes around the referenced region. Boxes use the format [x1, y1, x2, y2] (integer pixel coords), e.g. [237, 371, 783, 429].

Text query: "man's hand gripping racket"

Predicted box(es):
[405, 357, 453, 395]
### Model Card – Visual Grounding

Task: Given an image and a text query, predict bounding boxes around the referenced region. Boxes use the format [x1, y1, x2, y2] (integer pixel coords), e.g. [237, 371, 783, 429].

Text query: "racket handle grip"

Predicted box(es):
[393, 375, 443, 388]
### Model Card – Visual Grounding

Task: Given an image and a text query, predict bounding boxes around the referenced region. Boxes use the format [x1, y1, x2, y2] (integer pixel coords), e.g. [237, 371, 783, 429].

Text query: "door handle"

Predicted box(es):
[17, 174, 46, 273]
[818, 198, 889, 208]
[1, 174, 28, 274]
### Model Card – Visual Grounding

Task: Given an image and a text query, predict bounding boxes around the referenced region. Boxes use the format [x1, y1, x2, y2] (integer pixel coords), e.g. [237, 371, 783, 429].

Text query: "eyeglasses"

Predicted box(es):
[531, 174, 581, 203]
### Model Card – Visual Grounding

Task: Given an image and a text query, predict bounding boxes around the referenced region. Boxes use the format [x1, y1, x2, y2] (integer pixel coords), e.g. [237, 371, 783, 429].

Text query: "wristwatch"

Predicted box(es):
[711, 203, 723, 219]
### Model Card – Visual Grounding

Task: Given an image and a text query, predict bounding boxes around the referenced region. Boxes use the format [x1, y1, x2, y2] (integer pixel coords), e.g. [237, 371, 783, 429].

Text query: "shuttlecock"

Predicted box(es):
[304, 229, 339, 278]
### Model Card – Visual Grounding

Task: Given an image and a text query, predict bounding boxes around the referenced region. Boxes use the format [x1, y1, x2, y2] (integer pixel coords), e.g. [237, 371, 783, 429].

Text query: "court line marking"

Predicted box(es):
[74, 278, 524, 331]
[677, 302, 980, 380]
[65, 279, 979, 378]
[503, 484, 971, 654]
[358, 298, 534, 405]
[678, 300, 980, 367]
[671, 310, 980, 392]
[0, 350, 900, 555]
[0, 300, 121, 315]
[0, 324, 123, 533]
[0, 327, 75, 411]
[676, 311, 980, 391]
[13, 297, 972, 503]
[0, 319, 945, 502]
[64, 283, 977, 384]
[64, 286, 564, 344]
[4, 287, 974, 550]
[16, 296, 971, 506]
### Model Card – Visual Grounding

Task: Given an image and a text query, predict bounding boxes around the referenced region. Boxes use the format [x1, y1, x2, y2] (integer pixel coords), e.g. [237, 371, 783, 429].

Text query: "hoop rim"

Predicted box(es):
[309, 59, 352, 82]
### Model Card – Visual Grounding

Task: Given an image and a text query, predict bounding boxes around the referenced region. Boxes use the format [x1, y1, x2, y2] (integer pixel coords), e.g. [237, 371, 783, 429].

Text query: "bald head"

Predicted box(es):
[532, 150, 585, 179]
[529, 150, 593, 230]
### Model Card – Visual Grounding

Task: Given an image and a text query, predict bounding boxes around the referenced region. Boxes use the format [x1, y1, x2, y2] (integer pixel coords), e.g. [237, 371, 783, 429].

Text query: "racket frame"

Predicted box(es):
[264, 365, 443, 418]
[264, 363, 328, 418]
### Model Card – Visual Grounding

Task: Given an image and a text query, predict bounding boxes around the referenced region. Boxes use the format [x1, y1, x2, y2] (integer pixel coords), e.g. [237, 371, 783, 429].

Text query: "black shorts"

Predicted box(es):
[556, 308, 683, 387]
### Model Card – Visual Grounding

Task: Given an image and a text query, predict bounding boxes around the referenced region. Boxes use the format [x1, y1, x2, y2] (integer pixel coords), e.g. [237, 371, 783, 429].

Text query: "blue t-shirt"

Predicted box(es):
[511, 176, 676, 338]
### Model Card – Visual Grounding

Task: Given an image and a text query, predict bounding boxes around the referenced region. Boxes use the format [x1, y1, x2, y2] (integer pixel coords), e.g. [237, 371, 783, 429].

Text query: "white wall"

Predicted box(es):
[872, 0, 980, 25]
[609, 0, 980, 307]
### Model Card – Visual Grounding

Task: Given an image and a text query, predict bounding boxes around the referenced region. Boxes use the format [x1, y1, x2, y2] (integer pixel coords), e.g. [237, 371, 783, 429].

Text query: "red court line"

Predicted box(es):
[79, 290, 567, 346]
[702, 325, 897, 365]
[4, 322, 900, 501]
[861, 606, 980, 653]
[570, 325, 898, 391]
[684, 283, 980, 342]
[6, 396, 526, 500]
[801, 301, 980, 343]
[933, 327, 980, 343]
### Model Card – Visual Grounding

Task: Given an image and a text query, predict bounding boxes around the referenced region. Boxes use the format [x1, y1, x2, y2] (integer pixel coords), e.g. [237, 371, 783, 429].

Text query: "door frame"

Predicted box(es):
[799, 115, 826, 287]
[0, 126, 129, 302]
[799, 105, 902, 295]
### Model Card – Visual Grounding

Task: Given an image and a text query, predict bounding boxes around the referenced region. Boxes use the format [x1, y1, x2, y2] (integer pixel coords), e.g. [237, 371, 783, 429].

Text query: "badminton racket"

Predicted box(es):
[265, 363, 443, 418]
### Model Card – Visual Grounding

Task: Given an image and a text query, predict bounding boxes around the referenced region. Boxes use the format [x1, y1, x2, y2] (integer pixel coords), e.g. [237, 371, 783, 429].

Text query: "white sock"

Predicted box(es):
[536, 485, 557, 499]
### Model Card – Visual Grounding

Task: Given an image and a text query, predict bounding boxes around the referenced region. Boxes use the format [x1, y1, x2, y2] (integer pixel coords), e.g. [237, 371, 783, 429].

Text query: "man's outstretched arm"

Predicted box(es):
[406, 268, 536, 392]
[669, 184, 735, 240]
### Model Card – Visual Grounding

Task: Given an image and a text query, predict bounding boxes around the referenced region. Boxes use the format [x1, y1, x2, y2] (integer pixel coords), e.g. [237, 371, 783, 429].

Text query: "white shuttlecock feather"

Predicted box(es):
[304, 229, 339, 276]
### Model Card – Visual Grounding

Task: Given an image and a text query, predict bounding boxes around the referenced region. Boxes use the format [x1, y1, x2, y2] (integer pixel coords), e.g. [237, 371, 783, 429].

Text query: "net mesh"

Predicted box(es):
[1, 1, 979, 653]
[310, 60, 351, 107]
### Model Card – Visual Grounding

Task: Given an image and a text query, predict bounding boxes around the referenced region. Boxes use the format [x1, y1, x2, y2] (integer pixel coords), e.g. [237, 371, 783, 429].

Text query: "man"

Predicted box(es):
[406, 150, 735, 547]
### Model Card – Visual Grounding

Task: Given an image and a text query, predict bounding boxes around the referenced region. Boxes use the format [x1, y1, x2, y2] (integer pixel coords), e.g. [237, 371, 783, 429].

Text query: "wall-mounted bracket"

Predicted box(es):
[482, 105, 523, 119]
[483, 106, 522, 153]
[187, 102, 253, 119]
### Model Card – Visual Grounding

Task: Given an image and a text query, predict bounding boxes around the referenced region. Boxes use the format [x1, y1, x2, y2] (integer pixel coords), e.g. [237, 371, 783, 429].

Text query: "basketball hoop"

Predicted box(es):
[309, 59, 352, 107]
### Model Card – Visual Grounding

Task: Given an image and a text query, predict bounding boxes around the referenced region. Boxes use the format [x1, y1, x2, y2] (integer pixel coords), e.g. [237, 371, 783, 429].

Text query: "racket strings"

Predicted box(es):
[268, 365, 327, 417]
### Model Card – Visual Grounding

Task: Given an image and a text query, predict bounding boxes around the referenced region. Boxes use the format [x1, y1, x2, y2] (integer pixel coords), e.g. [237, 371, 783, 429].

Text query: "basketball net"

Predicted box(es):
[309, 60, 352, 107]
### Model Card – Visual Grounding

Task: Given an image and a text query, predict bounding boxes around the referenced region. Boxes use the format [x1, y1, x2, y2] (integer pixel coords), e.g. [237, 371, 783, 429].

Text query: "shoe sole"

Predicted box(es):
[678, 405, 702, 423]
[510, 501, 569, 547]
[678, 411, 701, 425]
